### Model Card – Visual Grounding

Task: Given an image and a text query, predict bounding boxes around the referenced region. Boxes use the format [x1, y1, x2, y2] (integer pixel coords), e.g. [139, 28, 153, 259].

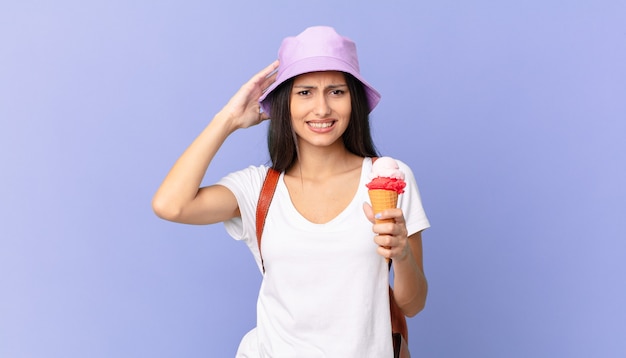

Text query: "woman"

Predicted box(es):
[153, 26, 430, 357]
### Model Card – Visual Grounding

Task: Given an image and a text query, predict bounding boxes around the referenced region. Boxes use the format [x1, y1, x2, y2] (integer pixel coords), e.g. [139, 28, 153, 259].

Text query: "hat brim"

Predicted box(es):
[259, 56, 381, 115]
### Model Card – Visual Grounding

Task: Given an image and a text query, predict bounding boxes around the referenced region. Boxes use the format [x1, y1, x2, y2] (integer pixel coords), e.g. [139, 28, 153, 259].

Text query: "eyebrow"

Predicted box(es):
[293, 84, 348, 90]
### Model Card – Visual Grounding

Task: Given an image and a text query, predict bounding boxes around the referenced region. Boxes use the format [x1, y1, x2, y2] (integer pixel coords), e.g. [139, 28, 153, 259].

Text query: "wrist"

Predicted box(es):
[393, 242, 414, 264]
[212, 110, 240, 135]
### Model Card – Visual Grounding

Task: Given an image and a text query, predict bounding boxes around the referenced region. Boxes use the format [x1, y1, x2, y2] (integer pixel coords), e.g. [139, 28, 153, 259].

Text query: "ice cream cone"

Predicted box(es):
[368, 189, 398, 224]
[367, 157, 406, 263]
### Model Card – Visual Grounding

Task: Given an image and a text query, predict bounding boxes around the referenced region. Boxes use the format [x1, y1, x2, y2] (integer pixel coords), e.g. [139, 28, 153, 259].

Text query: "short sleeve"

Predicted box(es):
[396, 160, 430, 236]
[216, 165, 270, 271]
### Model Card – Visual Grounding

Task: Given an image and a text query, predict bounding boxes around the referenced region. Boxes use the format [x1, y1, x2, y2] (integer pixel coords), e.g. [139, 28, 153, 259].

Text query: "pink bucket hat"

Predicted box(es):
[259, 26, 381, 115]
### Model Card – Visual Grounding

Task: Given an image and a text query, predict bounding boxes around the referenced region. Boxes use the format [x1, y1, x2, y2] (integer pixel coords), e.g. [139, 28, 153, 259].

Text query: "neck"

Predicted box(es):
[287, 144, 362, 179]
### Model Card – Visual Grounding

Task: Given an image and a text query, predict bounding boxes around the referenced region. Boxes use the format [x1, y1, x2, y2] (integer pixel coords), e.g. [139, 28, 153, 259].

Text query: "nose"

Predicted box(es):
[313, 95, 331, 117]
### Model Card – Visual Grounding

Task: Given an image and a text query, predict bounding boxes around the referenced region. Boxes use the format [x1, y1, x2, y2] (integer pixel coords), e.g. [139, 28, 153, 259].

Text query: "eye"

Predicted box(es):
[330, 89, 345, 95]
[297, 90, 311, 96]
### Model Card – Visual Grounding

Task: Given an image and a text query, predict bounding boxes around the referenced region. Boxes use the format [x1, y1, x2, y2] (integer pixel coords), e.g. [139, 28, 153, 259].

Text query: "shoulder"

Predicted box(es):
[216, 164, 271, 201]
[219, 164, 271, 186]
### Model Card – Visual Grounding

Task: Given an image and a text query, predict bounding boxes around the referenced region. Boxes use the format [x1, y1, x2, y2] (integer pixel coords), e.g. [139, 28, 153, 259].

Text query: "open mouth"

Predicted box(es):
[307, 120, 336, 129]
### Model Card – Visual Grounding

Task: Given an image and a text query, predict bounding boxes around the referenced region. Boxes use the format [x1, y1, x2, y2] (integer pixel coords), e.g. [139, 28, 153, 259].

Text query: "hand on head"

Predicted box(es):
[220, 60, 279, 130]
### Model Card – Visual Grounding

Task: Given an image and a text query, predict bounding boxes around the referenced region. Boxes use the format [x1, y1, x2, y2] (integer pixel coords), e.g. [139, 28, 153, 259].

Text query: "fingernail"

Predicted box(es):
[375, 213, 382, 219]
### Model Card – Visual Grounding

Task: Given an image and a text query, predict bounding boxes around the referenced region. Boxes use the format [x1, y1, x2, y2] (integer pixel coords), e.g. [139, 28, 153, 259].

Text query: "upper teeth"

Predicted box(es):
[309, 122, 333, 128]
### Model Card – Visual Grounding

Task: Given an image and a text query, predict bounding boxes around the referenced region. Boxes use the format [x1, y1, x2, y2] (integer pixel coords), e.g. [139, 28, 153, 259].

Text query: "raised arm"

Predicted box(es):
[152, 61, 279, 225]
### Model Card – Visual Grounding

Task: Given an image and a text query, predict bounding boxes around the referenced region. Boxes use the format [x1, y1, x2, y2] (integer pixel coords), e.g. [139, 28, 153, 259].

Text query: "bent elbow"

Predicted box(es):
[151, 196, 182, 222]
[399, 281, 428, 318]
[404, 299, 426, 318]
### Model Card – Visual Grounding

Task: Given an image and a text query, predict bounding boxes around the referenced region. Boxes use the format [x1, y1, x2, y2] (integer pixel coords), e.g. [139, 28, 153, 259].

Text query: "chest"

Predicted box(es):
[261, 181, 378, 270]
[283, 171, 362, 224]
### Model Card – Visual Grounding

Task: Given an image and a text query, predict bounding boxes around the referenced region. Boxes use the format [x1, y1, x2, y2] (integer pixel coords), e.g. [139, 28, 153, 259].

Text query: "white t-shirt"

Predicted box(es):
[218, 158, 430, 358]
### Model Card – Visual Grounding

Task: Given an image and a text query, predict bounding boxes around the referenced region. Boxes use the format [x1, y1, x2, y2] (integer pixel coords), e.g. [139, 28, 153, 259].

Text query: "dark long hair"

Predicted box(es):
[267, 72, 378, 172]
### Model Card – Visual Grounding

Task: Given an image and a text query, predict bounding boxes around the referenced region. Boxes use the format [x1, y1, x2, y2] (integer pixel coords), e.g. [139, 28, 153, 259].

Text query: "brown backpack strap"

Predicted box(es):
[390, 286, 409, 344]
[255, 168, 280, 273]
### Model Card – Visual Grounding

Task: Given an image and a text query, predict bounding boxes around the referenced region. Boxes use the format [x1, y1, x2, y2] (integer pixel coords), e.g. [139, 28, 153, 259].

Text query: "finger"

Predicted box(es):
[362, 202, 375, 223]
[259, 60, 279, 79]
[248, 60, 279, 92]
[374, 208, 405, 224]
[374, 234, 394, 248]
[258, 60, 279, 86]
[261, 69, 278, 91]
[259, 110, 271, 122]
[373, 223, 395, 237]
[377, 245, 393, 260]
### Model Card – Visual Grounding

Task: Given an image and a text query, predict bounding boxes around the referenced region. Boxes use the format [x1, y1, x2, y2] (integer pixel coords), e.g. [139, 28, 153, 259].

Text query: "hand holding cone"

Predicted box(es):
[366, 157, 406, 262]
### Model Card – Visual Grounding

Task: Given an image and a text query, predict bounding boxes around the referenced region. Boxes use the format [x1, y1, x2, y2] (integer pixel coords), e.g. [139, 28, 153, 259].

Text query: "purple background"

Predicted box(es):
[1, 1, 625, 357]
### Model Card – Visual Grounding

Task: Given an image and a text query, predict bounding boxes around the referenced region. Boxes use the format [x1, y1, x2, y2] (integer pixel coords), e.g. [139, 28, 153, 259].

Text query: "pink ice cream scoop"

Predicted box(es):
[366, 156, 406, 194]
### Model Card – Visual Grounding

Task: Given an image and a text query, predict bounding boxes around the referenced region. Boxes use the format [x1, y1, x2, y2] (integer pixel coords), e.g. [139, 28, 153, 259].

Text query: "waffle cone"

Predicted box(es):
[368, 189, 398, 224]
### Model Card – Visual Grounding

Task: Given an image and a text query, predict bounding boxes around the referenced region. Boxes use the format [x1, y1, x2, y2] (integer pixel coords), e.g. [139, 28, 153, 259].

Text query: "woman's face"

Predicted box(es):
[289, 71, 352, 149]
